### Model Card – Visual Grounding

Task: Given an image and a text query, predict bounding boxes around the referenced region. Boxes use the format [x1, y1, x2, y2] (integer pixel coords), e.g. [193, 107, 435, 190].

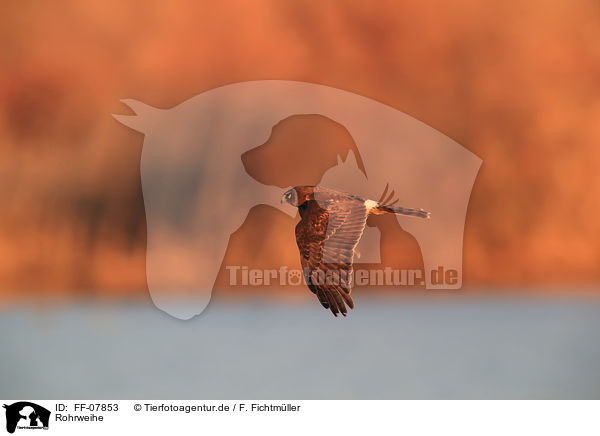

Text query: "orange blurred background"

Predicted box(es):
[1, 0, 599, 300]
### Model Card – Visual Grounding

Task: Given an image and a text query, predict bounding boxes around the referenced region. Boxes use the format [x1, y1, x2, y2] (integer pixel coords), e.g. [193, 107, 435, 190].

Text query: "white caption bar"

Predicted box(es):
[1, 400, 598, 435]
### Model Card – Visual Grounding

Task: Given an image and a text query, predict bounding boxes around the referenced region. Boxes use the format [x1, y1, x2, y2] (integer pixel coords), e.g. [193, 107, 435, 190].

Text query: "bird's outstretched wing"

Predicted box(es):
[295, 194, 369, 316]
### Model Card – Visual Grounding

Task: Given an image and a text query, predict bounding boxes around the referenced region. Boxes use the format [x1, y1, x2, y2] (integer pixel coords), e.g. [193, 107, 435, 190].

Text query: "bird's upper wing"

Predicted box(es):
[295, 194, 369, 316]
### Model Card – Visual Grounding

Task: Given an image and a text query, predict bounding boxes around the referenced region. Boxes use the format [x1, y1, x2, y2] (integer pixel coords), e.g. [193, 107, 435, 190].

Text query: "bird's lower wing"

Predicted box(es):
[298, 200, 369, 316]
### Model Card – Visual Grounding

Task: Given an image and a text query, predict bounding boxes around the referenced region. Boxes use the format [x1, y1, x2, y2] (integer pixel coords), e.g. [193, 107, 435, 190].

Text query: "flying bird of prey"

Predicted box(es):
[282, 185, 430, 317]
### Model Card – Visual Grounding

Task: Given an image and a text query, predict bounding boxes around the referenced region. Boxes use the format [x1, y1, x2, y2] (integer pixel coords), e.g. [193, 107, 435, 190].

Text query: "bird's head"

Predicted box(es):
[281, 186, 315, 207]
[281, 188, 299, 207]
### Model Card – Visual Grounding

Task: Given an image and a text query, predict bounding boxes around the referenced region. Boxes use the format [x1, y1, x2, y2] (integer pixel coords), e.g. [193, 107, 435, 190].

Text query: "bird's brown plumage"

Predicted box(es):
[284, 185, 429, 317]
[295, 192, 367, 316]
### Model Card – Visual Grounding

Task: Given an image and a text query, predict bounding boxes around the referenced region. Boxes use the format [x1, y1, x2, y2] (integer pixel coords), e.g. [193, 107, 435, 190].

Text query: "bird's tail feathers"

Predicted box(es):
[372, 183, 430, 218]
[374, 204, 430, 219]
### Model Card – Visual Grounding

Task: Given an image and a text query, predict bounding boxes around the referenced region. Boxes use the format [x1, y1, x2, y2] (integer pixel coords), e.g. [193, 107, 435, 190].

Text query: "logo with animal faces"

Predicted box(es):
[114, 80, 481, 319]
[3, 402, 50, 434]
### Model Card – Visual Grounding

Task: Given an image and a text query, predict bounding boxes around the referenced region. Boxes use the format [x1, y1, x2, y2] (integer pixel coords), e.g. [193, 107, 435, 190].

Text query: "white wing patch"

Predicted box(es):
[364, 199, 378, 210]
